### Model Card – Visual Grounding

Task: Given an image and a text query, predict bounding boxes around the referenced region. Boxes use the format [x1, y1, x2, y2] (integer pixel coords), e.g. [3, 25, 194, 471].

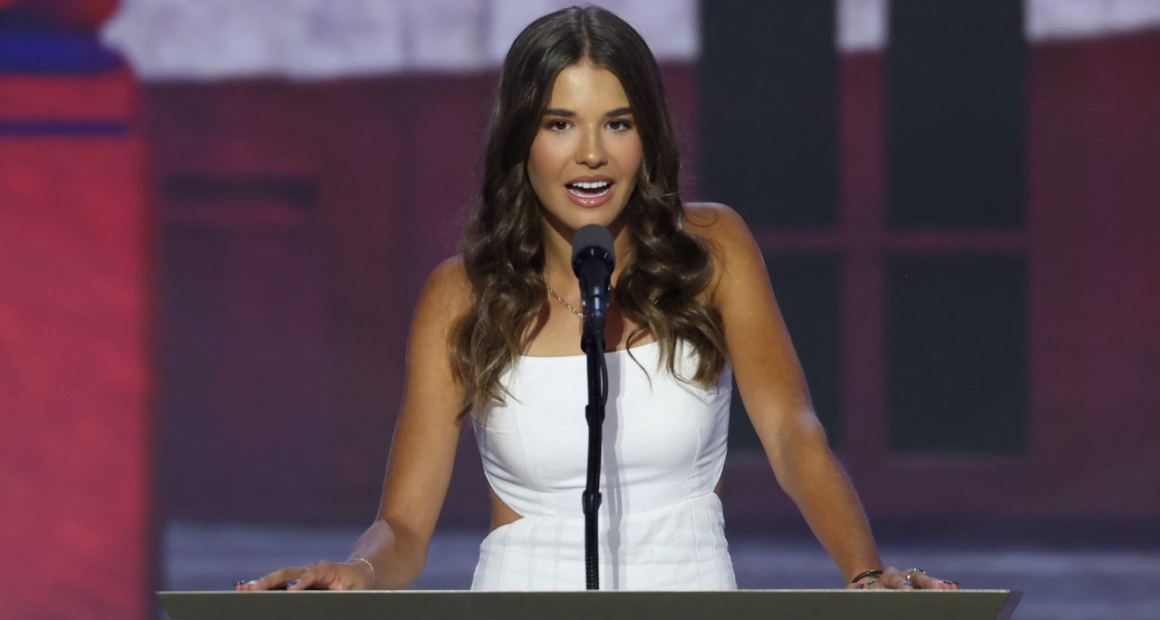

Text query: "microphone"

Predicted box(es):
[571, 226, 615, 587]
[570, 224, 616, 331]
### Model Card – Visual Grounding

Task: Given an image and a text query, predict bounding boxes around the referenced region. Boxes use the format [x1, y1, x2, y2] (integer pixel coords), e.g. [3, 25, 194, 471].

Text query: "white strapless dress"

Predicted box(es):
[471, 341, 736, 590]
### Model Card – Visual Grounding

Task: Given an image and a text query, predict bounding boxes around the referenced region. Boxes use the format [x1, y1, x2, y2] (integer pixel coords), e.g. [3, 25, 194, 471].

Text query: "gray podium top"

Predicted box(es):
[159, 589, 1022, 620]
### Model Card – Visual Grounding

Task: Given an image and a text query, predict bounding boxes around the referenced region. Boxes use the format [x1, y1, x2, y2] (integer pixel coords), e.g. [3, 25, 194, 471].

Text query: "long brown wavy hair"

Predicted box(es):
[450, 6, 727, 418]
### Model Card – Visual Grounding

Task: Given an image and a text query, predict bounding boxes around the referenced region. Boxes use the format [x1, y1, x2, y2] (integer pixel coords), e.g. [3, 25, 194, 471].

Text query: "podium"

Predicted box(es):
[159, 589, 1022, 620]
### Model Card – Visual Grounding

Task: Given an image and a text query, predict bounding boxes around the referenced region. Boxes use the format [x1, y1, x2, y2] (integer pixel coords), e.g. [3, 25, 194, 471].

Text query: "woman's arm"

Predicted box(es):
[687, 204, 882, 583]
[238, 257, 471, 591]
[355, 256, 473, 588]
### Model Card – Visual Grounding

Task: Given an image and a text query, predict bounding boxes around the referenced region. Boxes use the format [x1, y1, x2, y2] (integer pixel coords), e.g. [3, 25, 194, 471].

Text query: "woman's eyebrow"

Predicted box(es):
[542, 107, 634, 117]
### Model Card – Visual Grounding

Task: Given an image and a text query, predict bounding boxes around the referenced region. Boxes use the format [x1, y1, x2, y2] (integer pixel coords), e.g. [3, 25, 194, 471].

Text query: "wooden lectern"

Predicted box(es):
[159, 589, 1022, 620]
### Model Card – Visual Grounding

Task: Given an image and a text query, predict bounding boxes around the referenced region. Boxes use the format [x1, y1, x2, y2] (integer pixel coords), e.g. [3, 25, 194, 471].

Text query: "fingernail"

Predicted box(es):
[287, 580, 298, 587]
[857, 584, 866, 589]
[903, 581, 914, 586]
[943, 580, 955, 584]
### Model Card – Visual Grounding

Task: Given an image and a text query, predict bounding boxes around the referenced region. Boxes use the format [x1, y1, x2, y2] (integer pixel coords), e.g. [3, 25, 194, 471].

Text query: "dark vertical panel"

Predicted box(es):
[1030, 33, 1160, 503]
[887, 256, 1027, 453]
[311, 79, 422, 517]
[730, 255, 841, 452]
[159, 180, 336, 521]
[701, 1, 838, 228]
[887, 0, 1027, 228]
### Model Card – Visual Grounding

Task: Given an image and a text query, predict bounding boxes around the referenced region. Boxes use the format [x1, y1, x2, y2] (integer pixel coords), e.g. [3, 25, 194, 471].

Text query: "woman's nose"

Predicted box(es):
[576, 127, 608, 167]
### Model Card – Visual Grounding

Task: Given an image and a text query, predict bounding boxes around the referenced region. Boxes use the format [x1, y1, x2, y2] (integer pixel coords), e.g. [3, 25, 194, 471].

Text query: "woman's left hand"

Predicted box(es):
[845, 567, 960, 590]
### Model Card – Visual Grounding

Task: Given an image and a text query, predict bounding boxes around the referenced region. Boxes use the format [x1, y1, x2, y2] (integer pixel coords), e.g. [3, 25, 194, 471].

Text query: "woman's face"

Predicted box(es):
[527, 60, 643, 236]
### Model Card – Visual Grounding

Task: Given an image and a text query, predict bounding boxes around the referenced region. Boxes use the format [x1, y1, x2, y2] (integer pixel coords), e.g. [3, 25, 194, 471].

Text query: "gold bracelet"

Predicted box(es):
[350, 557, 376, 587]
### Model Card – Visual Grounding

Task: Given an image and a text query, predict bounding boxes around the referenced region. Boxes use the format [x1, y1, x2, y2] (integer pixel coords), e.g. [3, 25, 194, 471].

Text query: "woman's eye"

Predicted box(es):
[546, 120, 571, 132]
[608, 119, 633, 132]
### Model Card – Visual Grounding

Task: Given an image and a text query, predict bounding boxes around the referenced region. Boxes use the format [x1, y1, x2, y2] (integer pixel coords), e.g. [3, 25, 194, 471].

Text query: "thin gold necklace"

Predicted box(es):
[540, 275, 587, 319]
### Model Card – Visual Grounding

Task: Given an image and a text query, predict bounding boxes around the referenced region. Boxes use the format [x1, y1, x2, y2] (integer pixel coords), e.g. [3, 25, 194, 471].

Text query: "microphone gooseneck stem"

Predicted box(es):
[582, 320, 605, 590]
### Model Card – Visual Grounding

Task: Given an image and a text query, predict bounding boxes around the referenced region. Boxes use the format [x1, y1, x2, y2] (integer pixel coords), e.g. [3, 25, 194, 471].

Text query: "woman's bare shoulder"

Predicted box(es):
[428, 255, 472, 297]
[682, 202, 750, 242]
[683, 202, 758, 264]
[682, 203, 764, 303]
[414, 255, 473, 334]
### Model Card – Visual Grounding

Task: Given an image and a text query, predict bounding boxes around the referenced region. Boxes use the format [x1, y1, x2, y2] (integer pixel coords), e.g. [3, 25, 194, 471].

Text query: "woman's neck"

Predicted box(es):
[541, 217, 633, 286]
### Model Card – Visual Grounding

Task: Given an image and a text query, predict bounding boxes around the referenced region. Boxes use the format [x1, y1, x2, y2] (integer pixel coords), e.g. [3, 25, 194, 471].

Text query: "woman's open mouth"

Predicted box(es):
[565, 180, 615, 207]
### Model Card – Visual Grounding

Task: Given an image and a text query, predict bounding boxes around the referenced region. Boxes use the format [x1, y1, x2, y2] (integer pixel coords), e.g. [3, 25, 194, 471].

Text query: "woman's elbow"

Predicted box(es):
[764, 410, 832, 470]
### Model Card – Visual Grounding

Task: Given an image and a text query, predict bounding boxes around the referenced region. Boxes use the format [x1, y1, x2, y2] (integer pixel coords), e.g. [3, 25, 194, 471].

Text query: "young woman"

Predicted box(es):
[238, 6, 957, 592]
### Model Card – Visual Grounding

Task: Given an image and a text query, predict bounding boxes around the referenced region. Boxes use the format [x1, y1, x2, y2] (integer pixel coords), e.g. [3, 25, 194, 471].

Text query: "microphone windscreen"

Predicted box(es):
[571, 224, 616, 268]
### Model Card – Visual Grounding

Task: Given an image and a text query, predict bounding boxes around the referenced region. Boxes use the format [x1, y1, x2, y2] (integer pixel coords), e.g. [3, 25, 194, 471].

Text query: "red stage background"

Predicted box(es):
[142, 30, 1160, 526]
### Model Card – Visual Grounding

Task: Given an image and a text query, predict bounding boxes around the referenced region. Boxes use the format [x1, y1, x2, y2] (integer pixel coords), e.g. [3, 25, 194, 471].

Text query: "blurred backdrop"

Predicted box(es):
[2, 1, 1159, 619]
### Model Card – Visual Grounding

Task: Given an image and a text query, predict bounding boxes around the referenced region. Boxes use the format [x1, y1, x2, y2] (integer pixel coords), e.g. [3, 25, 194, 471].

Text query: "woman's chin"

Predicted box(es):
[543, 206, 626, 238]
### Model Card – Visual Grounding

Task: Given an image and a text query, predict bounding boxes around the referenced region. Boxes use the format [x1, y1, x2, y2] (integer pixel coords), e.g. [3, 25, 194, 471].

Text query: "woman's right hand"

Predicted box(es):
[235, 559, 374, 591]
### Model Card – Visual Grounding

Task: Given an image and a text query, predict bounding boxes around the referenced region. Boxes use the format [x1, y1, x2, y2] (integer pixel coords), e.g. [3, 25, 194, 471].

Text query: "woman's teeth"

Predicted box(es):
[567, 181, 612, 197]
